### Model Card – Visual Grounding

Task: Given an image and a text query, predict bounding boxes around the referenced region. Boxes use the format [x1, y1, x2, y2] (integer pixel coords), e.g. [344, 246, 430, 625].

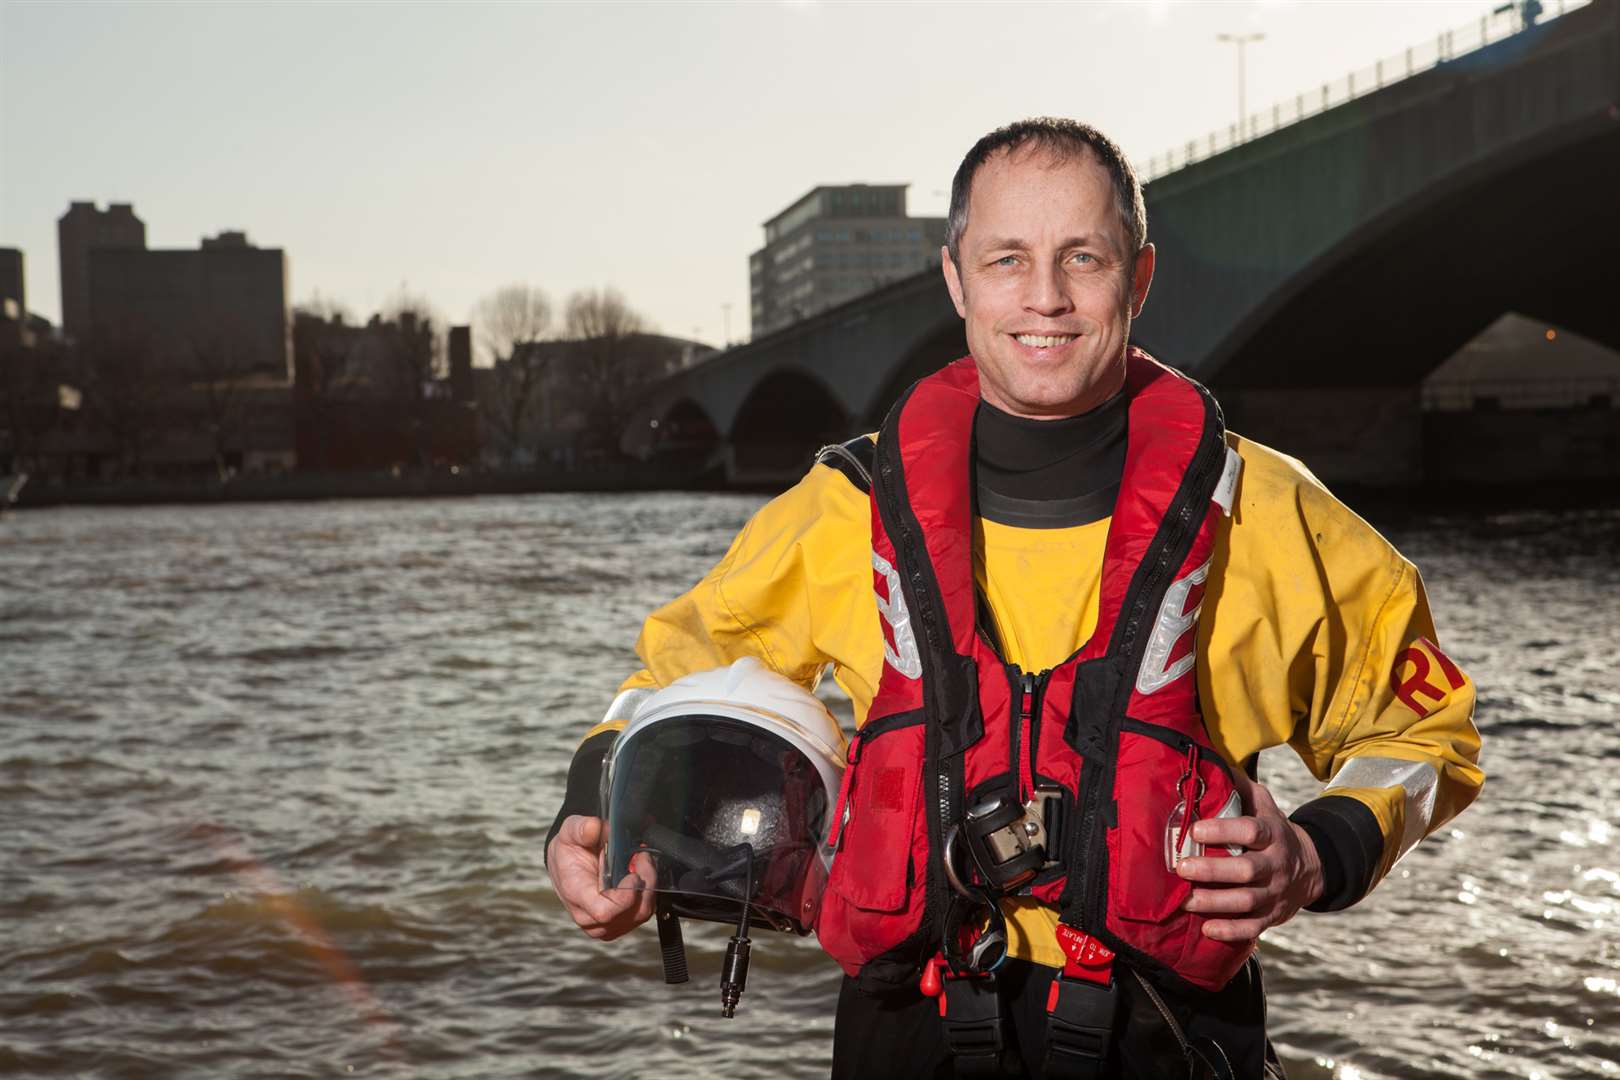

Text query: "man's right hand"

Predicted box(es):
[546, 814, 655, 941]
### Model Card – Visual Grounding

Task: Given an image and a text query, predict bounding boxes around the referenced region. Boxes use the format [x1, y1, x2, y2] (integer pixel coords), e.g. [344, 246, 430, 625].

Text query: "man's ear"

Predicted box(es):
[1129, 243, 1156, 319]
[941, 246, 967, 319]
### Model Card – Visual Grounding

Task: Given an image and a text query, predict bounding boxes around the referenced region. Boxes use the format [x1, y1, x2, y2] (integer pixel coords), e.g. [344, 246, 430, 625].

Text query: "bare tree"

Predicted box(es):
[380, 292, 446, 382]
[0, 342, 70, 474]
[75, 332, 169, 477]
[297, 292, 350, 325]
[562, 287, 652, 457]
[564, 287, 646, 343]
[475, 284, 552, 465]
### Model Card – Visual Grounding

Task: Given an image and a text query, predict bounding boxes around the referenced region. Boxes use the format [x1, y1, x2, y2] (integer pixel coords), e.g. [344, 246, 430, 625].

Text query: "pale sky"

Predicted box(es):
[1, 0, 1535, 349]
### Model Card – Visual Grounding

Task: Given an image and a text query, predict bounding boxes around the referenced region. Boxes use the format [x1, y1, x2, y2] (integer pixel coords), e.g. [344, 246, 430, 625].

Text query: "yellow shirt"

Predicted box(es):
[596, 433, 1484, 967]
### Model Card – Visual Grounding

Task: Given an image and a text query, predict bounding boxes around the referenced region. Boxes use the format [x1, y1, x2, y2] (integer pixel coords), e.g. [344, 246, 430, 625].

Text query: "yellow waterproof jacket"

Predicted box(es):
[585, 433, 1483, 968]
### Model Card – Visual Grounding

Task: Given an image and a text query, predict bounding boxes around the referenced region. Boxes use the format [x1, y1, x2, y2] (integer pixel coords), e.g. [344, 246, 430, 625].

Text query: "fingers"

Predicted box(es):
[1181, 885, 1265, 914]
[1190, 813, 1273, 849]
[1246, 778, 1280, 816]
[1177, 848, 1277, 885]
[629, 849, 659, 888]
[1199, 916, 1269, 943]
[633, 877, 657, 926]
[1178, 780, 1319, 943]
[548, 815, 656, 939]
[568, 876, 641, 933]
[557, 814, 605, 853]
[578, 873, 653, 940]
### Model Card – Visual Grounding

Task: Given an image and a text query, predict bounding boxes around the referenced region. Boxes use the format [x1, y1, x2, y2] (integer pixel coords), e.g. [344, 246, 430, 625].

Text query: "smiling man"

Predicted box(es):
[941, 131, 1153, 422]
[547, 119, 1483, 1078]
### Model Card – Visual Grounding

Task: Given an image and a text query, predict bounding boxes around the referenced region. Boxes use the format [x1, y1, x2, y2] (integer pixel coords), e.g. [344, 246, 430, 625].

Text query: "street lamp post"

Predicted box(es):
[1216, 32, 1265, 137]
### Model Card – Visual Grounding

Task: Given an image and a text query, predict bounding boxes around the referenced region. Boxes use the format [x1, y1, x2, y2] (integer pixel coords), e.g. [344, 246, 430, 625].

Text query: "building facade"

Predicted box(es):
[292, 309, 478, 472]
[87, 228, 291, 380]
[57, 201, 146, 344]
[0, 247, 25, 350]
[749, 184, 945, 337]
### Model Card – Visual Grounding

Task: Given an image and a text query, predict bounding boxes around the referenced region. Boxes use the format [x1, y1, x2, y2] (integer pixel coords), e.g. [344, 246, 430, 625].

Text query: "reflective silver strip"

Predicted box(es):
[1324, 756, 1441, 862]
[601, 687, 655, 726]
[1135, 558, 1209, 696]
[1212, 445, 1241, 517]
[872, 549, 923, 679]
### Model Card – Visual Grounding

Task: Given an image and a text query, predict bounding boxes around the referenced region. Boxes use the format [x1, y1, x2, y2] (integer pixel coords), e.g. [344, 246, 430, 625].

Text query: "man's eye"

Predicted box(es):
[993, 255, 1018, 267]
[1070, 252, 1095, 265]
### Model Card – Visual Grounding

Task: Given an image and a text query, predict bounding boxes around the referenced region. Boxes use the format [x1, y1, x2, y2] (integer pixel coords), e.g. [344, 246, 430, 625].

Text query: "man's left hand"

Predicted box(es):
[1175, 772, 1324, 942]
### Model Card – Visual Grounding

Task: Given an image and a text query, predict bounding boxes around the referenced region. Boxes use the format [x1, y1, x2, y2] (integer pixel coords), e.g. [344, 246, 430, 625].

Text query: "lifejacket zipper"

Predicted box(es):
[1008, 667, 1050, 804]
[876, 448, 955, 960]
[1074, 394, 1228, 934]
[1009, 667, 1029, 803]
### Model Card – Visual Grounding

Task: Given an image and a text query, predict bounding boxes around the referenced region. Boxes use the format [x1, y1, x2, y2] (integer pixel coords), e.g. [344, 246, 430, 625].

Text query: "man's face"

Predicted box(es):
[942, 145, 1155, 419]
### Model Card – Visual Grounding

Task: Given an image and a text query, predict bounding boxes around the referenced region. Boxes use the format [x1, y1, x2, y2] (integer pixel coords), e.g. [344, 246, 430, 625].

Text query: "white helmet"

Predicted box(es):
[599, 657, 847, 935]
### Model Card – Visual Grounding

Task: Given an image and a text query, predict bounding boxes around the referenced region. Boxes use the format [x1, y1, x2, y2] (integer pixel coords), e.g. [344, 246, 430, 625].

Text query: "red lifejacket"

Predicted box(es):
[815, 348, 1253, 996]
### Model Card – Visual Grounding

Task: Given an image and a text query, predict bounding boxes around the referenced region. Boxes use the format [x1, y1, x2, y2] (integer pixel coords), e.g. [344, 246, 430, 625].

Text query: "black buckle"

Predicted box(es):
[1043, 975, 1118, 1079]
[941, 974, 1003, 1075]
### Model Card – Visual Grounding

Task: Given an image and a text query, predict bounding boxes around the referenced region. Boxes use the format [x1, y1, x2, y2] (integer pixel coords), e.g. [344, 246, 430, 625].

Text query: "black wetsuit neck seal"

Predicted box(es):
[972, 392, 1127, 529]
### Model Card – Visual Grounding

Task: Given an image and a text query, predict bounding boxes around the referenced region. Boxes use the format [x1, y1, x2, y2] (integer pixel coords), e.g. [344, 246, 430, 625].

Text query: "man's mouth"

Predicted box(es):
[1013, 333, 1077, 348]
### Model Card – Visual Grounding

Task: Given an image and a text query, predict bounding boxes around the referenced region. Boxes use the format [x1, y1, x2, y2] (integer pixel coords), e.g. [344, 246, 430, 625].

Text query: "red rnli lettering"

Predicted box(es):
[1391, 636, 1466, 717]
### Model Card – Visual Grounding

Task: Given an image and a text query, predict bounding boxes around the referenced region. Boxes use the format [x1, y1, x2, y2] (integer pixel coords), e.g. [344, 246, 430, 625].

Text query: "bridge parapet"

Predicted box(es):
[1140, 0, 1596, 181]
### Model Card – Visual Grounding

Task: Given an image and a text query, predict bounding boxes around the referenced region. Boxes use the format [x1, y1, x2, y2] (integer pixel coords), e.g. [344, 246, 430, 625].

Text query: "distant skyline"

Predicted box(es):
[2, 0, 1536, 349]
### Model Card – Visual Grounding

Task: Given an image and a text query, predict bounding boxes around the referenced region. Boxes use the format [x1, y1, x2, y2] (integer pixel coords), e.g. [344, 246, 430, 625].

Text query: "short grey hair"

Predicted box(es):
[946, 117, 1147, 268]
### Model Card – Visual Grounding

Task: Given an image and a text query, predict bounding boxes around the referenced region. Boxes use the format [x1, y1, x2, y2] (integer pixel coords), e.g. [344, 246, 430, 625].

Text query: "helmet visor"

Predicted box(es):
[600, 714, 831, 934]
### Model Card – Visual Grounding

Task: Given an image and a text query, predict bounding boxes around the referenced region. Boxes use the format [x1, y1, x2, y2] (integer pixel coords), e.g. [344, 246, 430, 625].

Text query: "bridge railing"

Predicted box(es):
[1140, 0, 1593, 182]
[1422, 375, 1620, 412]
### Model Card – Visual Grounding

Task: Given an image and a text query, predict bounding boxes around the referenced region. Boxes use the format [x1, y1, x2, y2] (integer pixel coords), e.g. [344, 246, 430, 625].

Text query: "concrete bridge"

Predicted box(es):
[629, 0, 1619, 487]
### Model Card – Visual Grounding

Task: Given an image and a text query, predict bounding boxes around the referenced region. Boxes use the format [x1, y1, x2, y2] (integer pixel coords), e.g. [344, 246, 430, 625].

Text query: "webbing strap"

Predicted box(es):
[941, 975, 1003, 1077]
[1042, 975, 1118, 1080]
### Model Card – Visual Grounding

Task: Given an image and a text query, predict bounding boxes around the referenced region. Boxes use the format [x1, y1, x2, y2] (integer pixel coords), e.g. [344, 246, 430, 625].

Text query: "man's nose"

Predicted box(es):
[1023, 260, 1074, 318]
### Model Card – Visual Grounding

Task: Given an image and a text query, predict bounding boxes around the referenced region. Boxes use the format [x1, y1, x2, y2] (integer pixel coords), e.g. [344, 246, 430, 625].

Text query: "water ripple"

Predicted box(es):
[0, 498, 1615, 1078]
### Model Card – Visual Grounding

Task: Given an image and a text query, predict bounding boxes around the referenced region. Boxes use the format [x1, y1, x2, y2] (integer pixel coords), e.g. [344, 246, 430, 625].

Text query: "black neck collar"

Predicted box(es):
[973, 393, 1127, 529]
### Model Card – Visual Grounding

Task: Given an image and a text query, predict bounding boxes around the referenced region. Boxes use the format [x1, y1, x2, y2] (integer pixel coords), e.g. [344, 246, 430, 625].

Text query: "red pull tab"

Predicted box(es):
[1174, 743, 1200, 860]
[919, 956, 942, 998]
[1053, 925, 1114, 988]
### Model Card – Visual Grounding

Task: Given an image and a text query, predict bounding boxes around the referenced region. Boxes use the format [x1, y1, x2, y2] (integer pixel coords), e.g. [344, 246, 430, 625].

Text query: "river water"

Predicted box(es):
[2, 494, 1617, 1079]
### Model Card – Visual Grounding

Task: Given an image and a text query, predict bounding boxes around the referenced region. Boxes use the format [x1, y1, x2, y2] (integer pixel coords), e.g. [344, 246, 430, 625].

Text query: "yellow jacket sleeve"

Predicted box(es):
[545, 456, 875, 861]
[1202, 436, 1484, 909]
[618, 456, 882, 719]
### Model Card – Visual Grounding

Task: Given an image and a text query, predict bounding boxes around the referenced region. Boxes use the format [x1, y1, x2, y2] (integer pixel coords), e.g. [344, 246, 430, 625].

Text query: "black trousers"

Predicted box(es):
[829, 959, 1285, 1080]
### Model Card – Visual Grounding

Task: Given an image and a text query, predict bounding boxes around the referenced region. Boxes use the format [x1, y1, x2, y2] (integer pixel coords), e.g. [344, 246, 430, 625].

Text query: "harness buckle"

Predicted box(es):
[1043, 974, 1119, 1079]
[939, 970, 1004, 1076]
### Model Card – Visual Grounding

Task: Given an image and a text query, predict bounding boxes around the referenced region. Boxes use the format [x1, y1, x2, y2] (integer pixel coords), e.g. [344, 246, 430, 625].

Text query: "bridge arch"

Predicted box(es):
[1192, 115, 1620, 487]
[860, 318, 968, 428]
[1208, 116, 1620, 390]
[642, 396, 721, 465]
[728, 367, 849, 482]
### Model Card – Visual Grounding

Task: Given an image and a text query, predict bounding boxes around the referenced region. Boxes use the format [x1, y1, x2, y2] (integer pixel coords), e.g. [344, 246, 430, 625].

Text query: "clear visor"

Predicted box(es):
[600, 714, 830, 934]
